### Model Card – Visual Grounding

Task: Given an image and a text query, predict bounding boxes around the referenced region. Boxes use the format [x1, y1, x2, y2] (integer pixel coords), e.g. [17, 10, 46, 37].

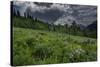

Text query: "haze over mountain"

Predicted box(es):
[12, 1, 97, 26]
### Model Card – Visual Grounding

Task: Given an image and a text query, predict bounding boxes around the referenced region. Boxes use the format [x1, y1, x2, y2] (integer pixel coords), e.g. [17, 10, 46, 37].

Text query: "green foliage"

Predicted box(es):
[33, 43, 53, 60]
[12, 10, 97, 66]
[13, 16, 49, 31]
[62, 44, 85, 62]
[13, 27, 97, 66]
[13, 41, 34, 66]
[13, 16, 97, 38]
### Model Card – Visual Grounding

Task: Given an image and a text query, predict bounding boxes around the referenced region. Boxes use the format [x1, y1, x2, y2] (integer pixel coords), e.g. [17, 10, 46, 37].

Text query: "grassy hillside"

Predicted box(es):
[13, 16, 49, 30]
[13, 16, 97, 38]
[13, 27, 97, 66]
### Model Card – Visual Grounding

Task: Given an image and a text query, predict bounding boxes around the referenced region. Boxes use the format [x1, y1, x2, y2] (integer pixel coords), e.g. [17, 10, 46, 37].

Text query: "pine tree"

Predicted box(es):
[24, 12, 27, 18]
[17, 10, 20, 16]
[65, 23, 68, 33]
[13, 8, 16, 16]
[70, 21, 77, 35]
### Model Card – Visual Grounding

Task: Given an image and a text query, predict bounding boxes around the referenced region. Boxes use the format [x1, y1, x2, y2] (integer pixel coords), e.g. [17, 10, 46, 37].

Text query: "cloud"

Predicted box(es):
[13, 1, 97, 26]
[50, 3, 69, 12]
[13, 1, 70, 15]
[54, 15, 76, 25]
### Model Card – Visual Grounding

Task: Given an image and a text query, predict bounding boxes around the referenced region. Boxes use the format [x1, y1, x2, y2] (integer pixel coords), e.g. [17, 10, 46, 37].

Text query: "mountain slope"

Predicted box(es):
[13, 27, 97, 66]
[86, 20, 97, 30]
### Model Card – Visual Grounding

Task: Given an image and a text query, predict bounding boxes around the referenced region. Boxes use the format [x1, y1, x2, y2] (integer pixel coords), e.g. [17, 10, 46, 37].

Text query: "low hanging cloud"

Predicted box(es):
[12, 1, 97, 26]
[13, 1, 70, 15]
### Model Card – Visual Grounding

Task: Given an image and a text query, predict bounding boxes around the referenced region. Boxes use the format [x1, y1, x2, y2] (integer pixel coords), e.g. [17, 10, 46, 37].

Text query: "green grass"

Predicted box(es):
[13, 27, 97, 66]
[13, 16, 49, 30]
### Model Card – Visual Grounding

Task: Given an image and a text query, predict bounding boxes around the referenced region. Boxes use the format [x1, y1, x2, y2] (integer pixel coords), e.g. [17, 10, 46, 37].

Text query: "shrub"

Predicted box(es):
[32, 43, 53, 61]
[62, 44, 85, 62]
[25, 38, 38, 48]
[13, 41, 34, 66]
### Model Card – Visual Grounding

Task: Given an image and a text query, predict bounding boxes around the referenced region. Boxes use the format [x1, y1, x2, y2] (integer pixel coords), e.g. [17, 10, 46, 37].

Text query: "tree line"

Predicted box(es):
[12, 9, 97, 38]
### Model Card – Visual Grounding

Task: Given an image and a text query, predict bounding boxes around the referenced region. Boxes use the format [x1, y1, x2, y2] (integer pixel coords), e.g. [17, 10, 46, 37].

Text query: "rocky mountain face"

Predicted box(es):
[86, 20, 97, 31]
[12, 1, 97, 28]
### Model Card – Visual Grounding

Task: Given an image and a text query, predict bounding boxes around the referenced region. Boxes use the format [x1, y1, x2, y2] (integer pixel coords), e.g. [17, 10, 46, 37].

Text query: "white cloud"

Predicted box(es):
[13, 1, 70, 15]
[50, 3, 69, 12]
[54, 15, 76, 25]
[13, 1, 97, 26]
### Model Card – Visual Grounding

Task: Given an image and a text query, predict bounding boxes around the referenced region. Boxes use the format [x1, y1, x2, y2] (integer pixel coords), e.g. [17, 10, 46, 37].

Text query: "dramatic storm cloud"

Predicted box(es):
[12, 1, 97, 26]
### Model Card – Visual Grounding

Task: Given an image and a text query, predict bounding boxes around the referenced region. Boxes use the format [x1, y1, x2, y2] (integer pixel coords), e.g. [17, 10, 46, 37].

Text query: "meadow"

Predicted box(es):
[13, 27, 97, 66]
